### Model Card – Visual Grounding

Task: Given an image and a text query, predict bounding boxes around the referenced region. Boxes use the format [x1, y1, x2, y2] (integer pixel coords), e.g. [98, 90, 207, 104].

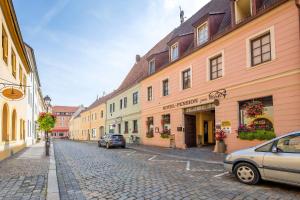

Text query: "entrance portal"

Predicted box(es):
[184, 103, 216, 148]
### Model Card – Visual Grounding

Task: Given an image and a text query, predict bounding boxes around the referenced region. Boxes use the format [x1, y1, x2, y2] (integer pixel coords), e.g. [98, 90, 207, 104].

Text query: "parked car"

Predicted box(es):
[224, 131, 300, 186]
[98, 134, 126, 149]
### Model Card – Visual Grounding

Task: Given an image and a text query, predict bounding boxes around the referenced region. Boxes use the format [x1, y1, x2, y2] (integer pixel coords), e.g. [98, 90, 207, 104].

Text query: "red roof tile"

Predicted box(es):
[52, 106, 79, 113]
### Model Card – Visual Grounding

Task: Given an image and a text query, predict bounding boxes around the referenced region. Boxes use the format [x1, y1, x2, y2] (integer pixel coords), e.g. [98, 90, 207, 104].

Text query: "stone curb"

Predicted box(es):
[127, 145, 224, 165]
[46, 142, 60, 200]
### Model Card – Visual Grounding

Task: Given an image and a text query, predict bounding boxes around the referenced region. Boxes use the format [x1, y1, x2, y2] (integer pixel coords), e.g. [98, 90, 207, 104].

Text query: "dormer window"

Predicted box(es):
[235, 0, 252, 24]
[148, 59, 155, 75]
[170, 43, 179, 61]
[197, 22, 208, 46]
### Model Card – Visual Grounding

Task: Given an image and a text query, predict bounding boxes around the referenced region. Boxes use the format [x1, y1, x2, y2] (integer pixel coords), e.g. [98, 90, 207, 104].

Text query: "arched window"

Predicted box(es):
[22, 120, 26, 140]
[12, 109, 17, 141]
[2, 103, 9, 141]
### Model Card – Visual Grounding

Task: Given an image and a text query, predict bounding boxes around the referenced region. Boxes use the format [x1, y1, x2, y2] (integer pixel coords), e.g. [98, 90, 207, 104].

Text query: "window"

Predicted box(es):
[113, 103, 115, 112]
[239, 96, 273, 130]
[147, 117, 154, 133]
[251, 33, 271, 66]
[133, 92, 138, 105]
[147, 86, 153, 101]
[124, 121, 129, 133]
[91, 128, 96, 138]
[182, 69, 191, 89]
[19, 65, 22, 85]
[148, 59, 155, 75]
[276, 133, 300, 153]
[2, 26, 8, 63]
[110, 104, 113, 113]
[197, 22, 208, 45]
[235, 0, 252, 24]
[161, 114, 171, 131]
[170, 43, 179, 61]
[120, 99, 123, 109]
[255, 142, 274, 152]
[11, 49, 16, 78]
[133, 120, 138, 133]
[210, 54, 223, 80]
[101, 110, 103, 118]
[162, 79, 169, 96]
[124, 97, 127, 108]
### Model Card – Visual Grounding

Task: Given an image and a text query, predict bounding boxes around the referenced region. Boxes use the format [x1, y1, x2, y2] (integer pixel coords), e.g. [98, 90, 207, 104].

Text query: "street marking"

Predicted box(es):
[148, 155, 190, 171]
[214, 172, 229, 178]
[126, 151, 136, 156]
[186, 161, 190, 171]
[148, 155, 157, 161]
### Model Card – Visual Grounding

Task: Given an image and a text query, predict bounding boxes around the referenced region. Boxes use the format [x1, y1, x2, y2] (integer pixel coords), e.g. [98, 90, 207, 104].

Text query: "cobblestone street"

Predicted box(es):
[0, 142, 49, 200]
[54, 140, 300, 200]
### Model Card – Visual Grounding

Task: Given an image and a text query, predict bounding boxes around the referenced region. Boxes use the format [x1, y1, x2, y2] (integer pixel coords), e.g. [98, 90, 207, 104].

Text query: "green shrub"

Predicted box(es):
[239, 130, 276, 141]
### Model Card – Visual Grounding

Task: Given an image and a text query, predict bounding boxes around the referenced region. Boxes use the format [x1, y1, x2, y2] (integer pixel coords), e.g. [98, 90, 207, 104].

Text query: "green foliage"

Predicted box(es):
[239, 129, 276, 141]
[37, 112, 56, 132]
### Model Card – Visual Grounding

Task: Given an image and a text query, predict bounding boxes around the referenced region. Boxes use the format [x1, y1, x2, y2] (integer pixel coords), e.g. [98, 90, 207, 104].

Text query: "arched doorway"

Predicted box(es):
[2, 103, 9, 142]
[11, 109, 17, 141]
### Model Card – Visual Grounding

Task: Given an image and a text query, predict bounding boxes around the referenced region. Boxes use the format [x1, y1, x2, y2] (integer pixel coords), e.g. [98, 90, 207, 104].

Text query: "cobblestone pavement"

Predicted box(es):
[54, 140, 300, 200]
[0, 142, 49, 200]
[127, 144, 225, 163]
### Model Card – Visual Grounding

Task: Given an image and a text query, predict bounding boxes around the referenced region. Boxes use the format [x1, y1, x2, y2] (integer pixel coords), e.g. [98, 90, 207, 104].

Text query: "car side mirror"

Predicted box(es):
[271, 146, 278, 153]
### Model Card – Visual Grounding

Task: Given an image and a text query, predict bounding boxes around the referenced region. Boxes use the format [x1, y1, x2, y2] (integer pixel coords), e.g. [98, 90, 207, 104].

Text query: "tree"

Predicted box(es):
[37, 112, 56, 132]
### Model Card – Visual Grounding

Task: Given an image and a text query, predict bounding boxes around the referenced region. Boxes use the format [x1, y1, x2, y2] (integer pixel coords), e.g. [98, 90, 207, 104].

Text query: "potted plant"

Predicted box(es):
[215, 129, 226, 153]
[244, 101, 264, 118]
[160, 129, 170, 139]
[146, 129, 154, 138]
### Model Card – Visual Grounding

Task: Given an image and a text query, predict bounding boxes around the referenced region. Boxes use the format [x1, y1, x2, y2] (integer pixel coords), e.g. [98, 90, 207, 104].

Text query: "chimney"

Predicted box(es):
[136, 54, 141, 62]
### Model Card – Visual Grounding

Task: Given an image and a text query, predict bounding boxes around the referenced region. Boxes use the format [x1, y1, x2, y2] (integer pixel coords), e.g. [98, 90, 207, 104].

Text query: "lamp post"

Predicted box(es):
[44, 95, 51, 156]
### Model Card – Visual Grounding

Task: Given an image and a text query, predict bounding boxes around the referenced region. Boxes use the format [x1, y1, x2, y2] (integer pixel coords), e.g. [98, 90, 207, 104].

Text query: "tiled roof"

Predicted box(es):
[52, 106, 79, 113]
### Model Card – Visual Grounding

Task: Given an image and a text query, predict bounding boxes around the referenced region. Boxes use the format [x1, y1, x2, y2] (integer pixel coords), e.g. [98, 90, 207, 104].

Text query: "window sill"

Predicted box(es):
[246, 59, 276, 70]
[206, 76, 224, 83]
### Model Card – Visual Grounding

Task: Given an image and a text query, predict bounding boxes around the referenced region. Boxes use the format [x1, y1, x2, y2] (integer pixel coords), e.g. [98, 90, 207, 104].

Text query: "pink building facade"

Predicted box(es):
[140, 0, 300, 153]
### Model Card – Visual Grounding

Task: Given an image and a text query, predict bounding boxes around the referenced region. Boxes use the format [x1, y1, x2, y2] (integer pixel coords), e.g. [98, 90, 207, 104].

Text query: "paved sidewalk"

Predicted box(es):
[0, 142, 49, 200]
[128, 144, 226, 163]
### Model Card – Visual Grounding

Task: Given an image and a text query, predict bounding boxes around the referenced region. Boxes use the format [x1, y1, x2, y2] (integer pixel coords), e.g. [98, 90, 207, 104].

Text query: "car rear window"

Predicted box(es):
[111, 135, 123, 139]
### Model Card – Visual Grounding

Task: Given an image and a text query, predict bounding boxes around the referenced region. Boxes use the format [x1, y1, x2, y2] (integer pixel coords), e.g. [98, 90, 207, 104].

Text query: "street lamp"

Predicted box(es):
[44, 95, 51, 156]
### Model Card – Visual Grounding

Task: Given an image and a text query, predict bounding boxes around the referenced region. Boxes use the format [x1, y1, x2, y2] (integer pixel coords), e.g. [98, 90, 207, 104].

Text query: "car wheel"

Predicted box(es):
[98, 142, 101, 147]
[121, 145, 126, 148]
[234, 162, 260, 185]
[106, 143, 110, 149]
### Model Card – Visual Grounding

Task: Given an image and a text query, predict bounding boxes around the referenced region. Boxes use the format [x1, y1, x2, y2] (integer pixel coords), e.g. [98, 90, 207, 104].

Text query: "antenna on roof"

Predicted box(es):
[179, 6, 185, 24]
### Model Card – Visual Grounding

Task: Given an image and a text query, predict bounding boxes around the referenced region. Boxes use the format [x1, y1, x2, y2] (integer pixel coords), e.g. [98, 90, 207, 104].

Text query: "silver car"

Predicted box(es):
[224, 131, 300, 186]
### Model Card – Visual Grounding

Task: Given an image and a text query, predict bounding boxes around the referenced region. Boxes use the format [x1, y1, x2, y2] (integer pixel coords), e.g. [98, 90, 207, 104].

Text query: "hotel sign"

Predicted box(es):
[163, 98, 214, 110]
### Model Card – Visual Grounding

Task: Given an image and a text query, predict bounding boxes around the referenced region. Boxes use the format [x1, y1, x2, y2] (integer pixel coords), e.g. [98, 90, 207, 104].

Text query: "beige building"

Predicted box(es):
[0, 0, 32, 160]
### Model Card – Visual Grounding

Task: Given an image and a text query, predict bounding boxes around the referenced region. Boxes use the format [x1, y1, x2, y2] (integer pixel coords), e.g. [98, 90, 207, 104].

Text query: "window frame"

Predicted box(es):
[132, 120, 138, 133]
[147, 86, 153, 101]
[209, 54, 223, 80]
[250, 32, 271, 67]
[148, 59, 155, 75]
[182, 68, 191, 90]
[170, 42, 179, 61]
[197, 21, 209, 46]
[162, 79, 169, 96]
[2, 25, 8, 64]
[11, 49, 16, 78]
[133, 92, 138, 105]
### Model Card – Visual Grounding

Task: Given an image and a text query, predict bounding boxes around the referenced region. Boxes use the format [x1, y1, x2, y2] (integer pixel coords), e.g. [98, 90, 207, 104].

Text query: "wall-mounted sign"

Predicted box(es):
[177, 127, 183, 132]
[221, 120, 231, 134]
[163, 97, 214, 110]
[155, 127, 159, 133]
[209, 89, 227, 100]
[185, 103, 215, 113]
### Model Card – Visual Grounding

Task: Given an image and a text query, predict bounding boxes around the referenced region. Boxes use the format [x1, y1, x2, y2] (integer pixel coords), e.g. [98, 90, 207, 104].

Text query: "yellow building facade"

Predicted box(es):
[0, 0, 32, 160]
[69, 97, 108, 141]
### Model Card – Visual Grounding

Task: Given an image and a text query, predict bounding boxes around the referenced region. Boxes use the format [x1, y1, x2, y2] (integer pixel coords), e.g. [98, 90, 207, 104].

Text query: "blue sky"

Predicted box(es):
[13, 0, 210, 106]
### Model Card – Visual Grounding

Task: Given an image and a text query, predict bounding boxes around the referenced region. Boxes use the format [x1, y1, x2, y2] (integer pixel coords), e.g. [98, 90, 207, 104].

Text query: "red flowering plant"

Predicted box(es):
[37, 112, 56, 132]
[215, 129, 226, 141]
[244, 101, 264, 118]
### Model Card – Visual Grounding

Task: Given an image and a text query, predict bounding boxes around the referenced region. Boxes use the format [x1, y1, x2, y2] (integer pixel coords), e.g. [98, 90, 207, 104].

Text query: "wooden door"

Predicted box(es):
[184, 115, 196, 147]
